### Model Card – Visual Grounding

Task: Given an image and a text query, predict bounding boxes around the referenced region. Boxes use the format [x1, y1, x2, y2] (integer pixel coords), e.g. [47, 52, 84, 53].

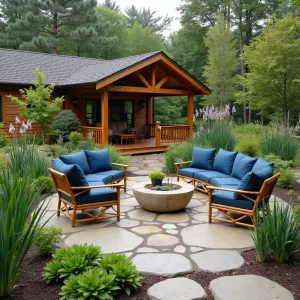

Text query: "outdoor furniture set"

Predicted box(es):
[176, 147, 279, 228]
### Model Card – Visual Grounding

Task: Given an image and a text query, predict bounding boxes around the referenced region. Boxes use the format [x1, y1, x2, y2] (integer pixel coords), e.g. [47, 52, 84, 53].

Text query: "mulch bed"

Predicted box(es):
[6, 249, 300, 300]
[273, 181, 300, 208]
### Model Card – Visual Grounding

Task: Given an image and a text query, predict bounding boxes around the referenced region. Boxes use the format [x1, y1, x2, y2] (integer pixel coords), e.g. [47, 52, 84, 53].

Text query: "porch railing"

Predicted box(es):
[82, 126, 102, 145]
[160, 125, 190, 143]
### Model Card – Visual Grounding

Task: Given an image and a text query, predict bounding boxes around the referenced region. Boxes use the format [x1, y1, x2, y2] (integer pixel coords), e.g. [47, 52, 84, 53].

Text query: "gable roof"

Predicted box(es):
[0, 48, 209, 94]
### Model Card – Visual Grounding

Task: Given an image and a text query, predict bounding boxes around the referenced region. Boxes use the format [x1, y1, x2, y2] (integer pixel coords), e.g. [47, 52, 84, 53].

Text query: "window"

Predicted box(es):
[109, 100, 134, 128]
[85, 99, 101, 126]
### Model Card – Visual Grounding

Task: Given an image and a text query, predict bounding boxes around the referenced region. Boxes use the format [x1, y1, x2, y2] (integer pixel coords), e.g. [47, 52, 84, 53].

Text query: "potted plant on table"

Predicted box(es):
[149, 170, 165, 186]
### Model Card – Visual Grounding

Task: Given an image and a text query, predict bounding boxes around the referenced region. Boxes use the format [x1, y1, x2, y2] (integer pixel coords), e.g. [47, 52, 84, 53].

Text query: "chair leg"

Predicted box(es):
[208, 190, 212, 223]
[57, 197, 61, 217]
[117, 187, 121, 221]
[71, 208, 77, 227]
[124, 177, 127, 192]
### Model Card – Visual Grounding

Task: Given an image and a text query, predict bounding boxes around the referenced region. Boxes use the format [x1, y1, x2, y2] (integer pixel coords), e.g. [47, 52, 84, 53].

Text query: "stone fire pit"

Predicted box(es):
[132, 181, 194, 213]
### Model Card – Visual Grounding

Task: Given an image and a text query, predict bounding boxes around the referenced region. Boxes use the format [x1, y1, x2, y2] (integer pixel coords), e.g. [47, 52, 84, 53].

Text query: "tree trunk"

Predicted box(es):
[52, 10, 58, 54]
[248, 108, 251, 123]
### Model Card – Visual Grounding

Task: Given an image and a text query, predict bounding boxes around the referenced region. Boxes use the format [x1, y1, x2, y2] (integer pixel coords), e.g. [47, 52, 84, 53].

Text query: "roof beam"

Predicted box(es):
[136, 71, 151, 88]
[151, 64, 156, 87]
[156, 76, 169, 89]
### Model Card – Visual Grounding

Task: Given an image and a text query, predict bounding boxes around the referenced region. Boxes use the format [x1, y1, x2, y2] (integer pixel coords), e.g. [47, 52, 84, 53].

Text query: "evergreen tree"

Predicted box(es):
[204, 15, 238, 106]
[104, 0, 120, 11]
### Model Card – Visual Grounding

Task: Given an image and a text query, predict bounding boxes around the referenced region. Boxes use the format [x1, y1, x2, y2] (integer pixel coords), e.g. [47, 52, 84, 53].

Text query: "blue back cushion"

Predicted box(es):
[213, 149, 238, 175]
[60, 150, 90, 175]
[231, 153, 257, 180]
[252, 157, 273, 172]
[85, 149, 112, 173]
[52, 159, 89, 188]
[190, 147, 216, 170]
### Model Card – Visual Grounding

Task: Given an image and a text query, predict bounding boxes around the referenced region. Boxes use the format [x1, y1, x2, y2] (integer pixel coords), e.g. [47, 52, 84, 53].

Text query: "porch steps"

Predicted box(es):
[118, 145, 168, 155]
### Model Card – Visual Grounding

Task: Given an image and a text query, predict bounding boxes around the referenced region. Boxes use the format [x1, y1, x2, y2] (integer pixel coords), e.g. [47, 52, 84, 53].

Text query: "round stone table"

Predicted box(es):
[132, 181, 194, 213]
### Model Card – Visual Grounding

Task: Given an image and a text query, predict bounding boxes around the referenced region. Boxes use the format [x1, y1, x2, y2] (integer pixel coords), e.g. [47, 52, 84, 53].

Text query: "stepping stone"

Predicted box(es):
[127, 167, 139, 171]
[186, 199, 203, 208]
[136, 247, 159, 253]
[162, 224, 177, 229]
[123, 252, 133, 258]
[174, 245, 186, 253]
[132, 254, 193, 277]
[192, 220, 203, 224]
[131, 225, 162, 235]
[106, 205, 134, 214]
[64, 227, 143, 253]
[181, 224, 254, 249]
[178, 223, 188, 227]
[191, 250, 245, 272]
[192, 193, 208, 200]
[193, 205, 218, 213]
[209, 275, 294, 300]
[120, 197, 140, 206]
[147, 277, 207, 300]
[148, 234, 179, 247]
[190, 247, 204, 253]
[192, 213, 210, 222]
[128, 208, 157, 221]
[132, 170, 151, 175]
[157, 212, 189, 223]
[143, 221, 160, 225]
[166, 229, 178, 234]
[116, 219, 140, 228]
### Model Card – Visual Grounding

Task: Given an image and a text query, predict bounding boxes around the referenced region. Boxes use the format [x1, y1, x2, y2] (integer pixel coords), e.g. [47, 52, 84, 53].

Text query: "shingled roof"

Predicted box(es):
[0, 48, 161, 87]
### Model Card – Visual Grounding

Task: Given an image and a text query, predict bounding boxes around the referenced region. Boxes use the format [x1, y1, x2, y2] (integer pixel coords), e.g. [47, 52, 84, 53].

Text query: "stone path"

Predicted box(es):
[44, 153, 294, 299]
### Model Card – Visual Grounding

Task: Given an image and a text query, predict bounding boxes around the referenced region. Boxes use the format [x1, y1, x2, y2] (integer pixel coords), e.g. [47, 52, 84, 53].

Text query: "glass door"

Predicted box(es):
[85, 99, 101, 126]
[108, 100, 134, 127]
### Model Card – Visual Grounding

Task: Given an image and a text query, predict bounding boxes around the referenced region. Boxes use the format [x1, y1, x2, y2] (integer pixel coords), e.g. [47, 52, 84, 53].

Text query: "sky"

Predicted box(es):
[99, 0, 182, 35]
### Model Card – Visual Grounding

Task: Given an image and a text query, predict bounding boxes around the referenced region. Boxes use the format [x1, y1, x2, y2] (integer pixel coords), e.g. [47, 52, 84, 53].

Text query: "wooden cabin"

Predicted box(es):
[0, 49, 209, 154]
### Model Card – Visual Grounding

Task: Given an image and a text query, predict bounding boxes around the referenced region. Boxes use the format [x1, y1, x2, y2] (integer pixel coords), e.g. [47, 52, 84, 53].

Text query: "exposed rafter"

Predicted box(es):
[136, 71, 151, 88]
[156, 76, 169, 89]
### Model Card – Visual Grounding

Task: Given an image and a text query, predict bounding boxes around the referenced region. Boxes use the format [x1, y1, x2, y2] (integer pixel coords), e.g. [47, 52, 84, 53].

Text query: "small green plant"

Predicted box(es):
[33, 226, 63, 256]
[235, 139, 259, 157]
[251, 200, 300, 263]
[288, 189, 296, 197]
[277, 168, 295, 188]
[33, 176, 53, 194]
[294, 205, 300, 221]
[48, 145, 70, 157]
[148, 170, 165, 180]
[108, 145, 130, 170]
[297, 195, 300, 202]
[263, 154, 293, 172]
[0, 123, 9, 147]
[68, 131, 84, 149]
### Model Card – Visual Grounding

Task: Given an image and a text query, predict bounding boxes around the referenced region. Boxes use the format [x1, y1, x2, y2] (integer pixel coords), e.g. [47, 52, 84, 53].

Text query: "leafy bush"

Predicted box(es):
[0, 123, 9, 147]
[260, 131, 299, 161]
[0, 153, 9, 170]
[51, 110, 81, 139]
[294, 205, 300, 222]
[44, 244, 102, 283]
[0, 170, 48, 297]
[32, 226, 63, 256]
[277, 168, 295, 188]
[148, 170, 165, 180]
[48, 145, 70, 158]
[68, 132, 84, 149]
[235, 138, 259, 157]
[108, 145, 130, 170]
[18, 133, 43, 145]
[33, 176, 53, 194]
[251, 200, 300, 263]
[288, 189, 296, 197]
[60, 268, 119, 300]
[232, 123, 266, 135]
[263, 154, 293, 172]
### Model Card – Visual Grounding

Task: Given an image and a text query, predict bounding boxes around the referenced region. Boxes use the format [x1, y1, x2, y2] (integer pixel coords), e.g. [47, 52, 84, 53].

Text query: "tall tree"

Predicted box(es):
[204, 14, 238, 106]
[125, 5, 173, 34]
[240, 15, 300, 126]
[104, 0, 120, 11]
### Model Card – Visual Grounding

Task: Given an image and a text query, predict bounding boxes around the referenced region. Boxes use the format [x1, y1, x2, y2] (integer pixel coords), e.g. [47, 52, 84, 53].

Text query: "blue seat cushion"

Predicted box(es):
[85, 173, 112, 184]
[178, 168, 207, 178]
[231, 153, 257, 180]
[190, 147, 216, 170]
[210, 177, 241, 187]
[213, 190, 254, 210]
[98, 170, 125, 181]
[60, 150, 90, 175]
[213, 149, 238, 175]
[85, 149, 112, 173]
[194, 171, 231, 183]
[52, 159, 89, 188]
[252, 157, 273, 172]
[62, 187, 117, 205]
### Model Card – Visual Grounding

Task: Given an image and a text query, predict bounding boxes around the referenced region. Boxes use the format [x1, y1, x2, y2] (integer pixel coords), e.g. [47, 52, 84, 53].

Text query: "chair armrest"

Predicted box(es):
[71, 184, 123, 190]
[111, 162, 129, 170]
[174, 161, 192, 166]
[206, 185, 260, 195]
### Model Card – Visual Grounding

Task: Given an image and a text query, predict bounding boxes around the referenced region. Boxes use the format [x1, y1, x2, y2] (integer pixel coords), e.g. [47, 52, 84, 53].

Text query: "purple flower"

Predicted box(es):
[15, 117, 21, 124]
[9, 124, 15, 134]
[22, 121, 28, 130]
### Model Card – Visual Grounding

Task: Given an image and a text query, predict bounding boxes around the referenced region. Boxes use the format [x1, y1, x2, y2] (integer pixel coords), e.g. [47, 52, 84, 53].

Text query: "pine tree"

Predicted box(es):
[204, 14, 238, 106]
[104, 0, 120, 11]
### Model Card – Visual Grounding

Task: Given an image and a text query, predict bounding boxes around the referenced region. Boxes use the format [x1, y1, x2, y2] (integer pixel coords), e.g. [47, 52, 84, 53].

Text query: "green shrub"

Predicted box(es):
[232, 123, 266, 135]
[148, 170, 165, 180]
[251, 200, 300, 263]
[48, 145, 70, 157]
[235, 139, 259, 157]
[18, 133, 43, 146]
[44, 244, 102, 283]
[260, 131, 299, 161]
[51, 110, 81, 139]
[0, 123, 9, 148]
[294, 205, 300, 221]
[33, 226, 63, 256]
[288, 189, 296, 197]
[33, 176, 53, 194]
[0, 153, 9, 170]
[60, 268, 119, 300]
[68, 132, 84, 149]
[263, 154, 293, 172]
[0, 170, 48, 297]
[277, 168, 294, 188]
[108, 145, 130, 170]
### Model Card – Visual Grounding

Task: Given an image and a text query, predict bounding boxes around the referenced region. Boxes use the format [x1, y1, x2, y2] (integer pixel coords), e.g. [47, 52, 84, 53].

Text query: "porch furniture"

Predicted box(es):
[176, 147, 279, 228]
[132, 181, 194, 212]
[137, 126, 148, 142]
[115, 133, 137, 145]
[124, 128, 137, 134]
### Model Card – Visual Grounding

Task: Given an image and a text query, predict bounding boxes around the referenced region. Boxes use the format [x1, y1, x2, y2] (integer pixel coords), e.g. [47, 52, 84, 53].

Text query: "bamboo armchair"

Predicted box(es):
[207, 173, 280, 228]
[175, 161, 193, 182]
[49, 168, 121, 227]
[110, 162, 128, 192]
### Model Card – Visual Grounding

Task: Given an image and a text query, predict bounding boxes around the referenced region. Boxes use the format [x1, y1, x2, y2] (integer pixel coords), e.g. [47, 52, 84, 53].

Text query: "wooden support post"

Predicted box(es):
[101, 88, 109, 147]
[151, 64, 156, 87]
[155, 121, 161, 146]
[147, 96, 153, 125]
[187, 95, 194, 136]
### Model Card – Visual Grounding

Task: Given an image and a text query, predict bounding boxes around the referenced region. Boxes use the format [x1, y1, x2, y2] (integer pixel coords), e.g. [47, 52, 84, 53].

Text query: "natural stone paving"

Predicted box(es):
[47, 153, 294, 298]
[209, 275, 295, 300]
[191, 250, 245, 272]
[147, 277, 207, 300]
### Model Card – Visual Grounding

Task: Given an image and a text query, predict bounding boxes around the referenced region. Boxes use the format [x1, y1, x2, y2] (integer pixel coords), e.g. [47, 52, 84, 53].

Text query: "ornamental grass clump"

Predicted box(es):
[251, 200, 300, 263]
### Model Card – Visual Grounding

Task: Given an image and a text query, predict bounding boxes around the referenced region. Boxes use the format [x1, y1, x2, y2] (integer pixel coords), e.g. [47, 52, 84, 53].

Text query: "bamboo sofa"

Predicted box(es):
[49, 149, 128, 227]
[176, 147, 279, 228]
